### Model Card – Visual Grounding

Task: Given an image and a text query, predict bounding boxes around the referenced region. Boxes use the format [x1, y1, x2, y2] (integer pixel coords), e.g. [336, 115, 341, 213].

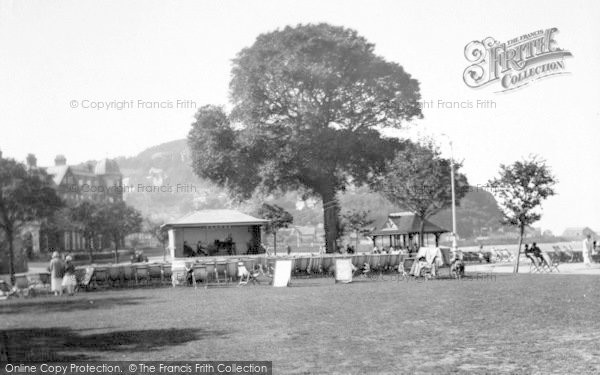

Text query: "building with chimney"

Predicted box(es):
[25, 154, 124, 253]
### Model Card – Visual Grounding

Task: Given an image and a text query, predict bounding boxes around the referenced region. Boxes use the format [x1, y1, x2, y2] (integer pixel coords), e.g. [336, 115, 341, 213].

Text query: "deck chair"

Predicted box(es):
[543, 252, 560, 272]
[237, 261, 260, 286]
[498, 249, 513, 262]
[148, 264, 163, 285]
[320, 256, 335, 275]
[204, 261, 217, 284]
[161, 264, 172, 286]
[108, 266, 123, 288]
[192, 264, 207, 289]
[121, 265, 135, 287]
[215, 261, 228, 284]
[134, 265, 150, 286]
[388, 254, 400, 272]
[309, 256, 321, 276]
[13, 275, 30, 297]
[226, 259, 238, 284]
[93, 266, 110, 288]
[401, 257, 415, 277]
[368, 254, 382, 273]
[526, 254, 544, 273]
[294, 256, 311, 277]
[561, 246, 575, 263]
[379, 254, 391, 272]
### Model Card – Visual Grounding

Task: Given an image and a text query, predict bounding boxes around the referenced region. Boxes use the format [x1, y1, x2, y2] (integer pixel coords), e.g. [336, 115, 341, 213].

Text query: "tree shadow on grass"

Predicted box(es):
[0, 327, 228, 361]
[0, 296, 148, 315]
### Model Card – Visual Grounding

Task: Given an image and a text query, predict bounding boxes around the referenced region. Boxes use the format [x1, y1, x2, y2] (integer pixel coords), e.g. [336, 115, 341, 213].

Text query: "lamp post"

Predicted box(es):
[449, 140, 458, 251]
[441, 134, 458, 251]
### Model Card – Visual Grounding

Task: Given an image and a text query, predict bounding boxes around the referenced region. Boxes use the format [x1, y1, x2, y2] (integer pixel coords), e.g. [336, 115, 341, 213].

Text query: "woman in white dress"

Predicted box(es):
[582, 234, 592, 267]
[48, 251, 63, 296]
[62, 256, 78, 296]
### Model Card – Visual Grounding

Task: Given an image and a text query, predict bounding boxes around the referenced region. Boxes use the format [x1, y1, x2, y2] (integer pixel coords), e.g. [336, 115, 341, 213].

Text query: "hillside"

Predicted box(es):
[116, 139, 505, 238]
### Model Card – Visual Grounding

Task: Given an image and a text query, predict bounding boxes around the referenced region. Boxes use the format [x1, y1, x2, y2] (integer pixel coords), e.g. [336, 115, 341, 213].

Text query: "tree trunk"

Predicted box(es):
[114, 236, 119, 264]
[88, 235, 94, 263]
[321, 187, 339, 254]
[419, 217, 425, 249]
[514, 224, 524, 273]
[355, 230, 359, 251]
[6, 228, 15, 286]
[273, 232, 277, 255]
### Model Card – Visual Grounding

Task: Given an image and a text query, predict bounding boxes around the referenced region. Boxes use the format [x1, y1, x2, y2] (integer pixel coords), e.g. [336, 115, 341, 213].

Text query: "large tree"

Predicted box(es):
[488, 156, 556, 273]
[376, 142, 469, 246]
[0, 157, 63, 284]
[257, 203, 293, 255]
[188, 23, 422, 253]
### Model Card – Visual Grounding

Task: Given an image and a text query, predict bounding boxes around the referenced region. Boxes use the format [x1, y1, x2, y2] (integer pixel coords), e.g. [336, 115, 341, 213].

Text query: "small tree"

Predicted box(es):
[341, 209, 374, 251]
[98, 201, 143, 263]
[257, 203, 293, 255]
[70, 201, 103, 262]
[376, 142, 469, 245]
[144, 218, 168, 261]
[0, 157, 63, 284]
[488, 156, 557, 273]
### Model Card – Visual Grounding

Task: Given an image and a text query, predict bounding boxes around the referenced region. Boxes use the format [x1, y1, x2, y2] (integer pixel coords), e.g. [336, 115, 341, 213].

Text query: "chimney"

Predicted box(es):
[54, 154, 66, 166]
[26, 153, 37, 168]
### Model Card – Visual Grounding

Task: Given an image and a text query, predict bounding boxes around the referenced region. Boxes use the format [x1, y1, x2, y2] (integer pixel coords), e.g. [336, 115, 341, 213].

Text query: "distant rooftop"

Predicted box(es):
[162, 209, 268, 228]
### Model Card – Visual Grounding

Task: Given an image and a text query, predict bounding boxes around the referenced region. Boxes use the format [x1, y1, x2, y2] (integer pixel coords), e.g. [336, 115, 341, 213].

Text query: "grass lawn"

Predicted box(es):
[2, 274, 600, 374]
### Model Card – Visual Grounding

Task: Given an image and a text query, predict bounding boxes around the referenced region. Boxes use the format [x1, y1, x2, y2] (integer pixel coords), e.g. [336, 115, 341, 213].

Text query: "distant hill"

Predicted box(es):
[116, 139, 505, 238]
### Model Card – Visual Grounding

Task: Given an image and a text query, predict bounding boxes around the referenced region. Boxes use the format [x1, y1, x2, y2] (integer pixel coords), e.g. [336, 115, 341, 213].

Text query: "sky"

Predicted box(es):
[1, 0, 599, 234]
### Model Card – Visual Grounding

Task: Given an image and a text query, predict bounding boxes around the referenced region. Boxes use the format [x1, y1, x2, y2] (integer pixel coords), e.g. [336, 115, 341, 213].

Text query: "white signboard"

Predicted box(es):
[272, 259, 293, 287]
[334, 258, 353, 283]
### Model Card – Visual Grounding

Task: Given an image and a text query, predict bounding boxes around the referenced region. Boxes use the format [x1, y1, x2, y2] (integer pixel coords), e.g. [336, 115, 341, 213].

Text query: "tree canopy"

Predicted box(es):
[0, 157, 63, 283]
[189, 23, 422, 252]
[488, 156, 557, 272]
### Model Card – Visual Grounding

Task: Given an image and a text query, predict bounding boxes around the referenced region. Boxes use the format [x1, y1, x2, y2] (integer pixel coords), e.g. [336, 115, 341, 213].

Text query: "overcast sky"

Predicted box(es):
[1, 0, 599, 234]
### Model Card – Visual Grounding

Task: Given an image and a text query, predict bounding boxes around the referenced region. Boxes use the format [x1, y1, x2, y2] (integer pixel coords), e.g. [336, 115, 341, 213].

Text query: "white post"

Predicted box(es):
[449, 140, 458, 251]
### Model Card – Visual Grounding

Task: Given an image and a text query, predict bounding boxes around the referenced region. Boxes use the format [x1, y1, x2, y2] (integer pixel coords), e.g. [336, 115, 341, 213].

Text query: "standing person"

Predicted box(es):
[62, 256, 77, 296]
[287, 245, 292, 255]
[48, 251, 64, 296]
[582, 234, 592, 267]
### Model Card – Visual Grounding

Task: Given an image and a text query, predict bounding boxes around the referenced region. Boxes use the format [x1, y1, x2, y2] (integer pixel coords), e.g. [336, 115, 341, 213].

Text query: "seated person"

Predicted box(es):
[531, 242, 545, 264]
[411, 256, 432, 277]
[183, 241, 195, 257]
[196, 241, 208, 256]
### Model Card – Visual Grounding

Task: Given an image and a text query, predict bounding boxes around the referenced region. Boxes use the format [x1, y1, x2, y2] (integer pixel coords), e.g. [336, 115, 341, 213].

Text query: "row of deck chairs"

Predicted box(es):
[291, 254, 405, 278]
[526, 252, 560, 273]
[551, 245, 583, 263]
[76, 263, 173, 290]
[1, 273, 53, 298]
[186, 258, 256, 287]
